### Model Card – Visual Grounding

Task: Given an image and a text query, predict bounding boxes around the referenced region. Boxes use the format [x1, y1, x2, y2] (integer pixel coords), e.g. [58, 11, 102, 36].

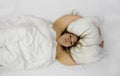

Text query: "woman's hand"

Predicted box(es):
[99, 41, 104, 48]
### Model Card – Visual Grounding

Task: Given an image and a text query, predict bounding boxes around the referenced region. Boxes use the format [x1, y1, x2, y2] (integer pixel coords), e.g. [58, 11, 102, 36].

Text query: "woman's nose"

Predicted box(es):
[66, 38, 70, 42]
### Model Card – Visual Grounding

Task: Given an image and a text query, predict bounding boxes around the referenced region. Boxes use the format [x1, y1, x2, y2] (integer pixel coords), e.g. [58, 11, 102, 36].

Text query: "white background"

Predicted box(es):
[0, 0, 120, 76]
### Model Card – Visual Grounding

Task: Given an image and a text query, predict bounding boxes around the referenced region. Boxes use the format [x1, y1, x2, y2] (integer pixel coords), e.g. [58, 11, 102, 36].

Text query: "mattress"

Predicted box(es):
[0, 0, 120, 76]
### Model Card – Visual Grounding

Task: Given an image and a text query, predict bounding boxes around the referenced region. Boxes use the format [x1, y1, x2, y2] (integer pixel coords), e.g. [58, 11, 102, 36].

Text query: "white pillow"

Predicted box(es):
[67, 17, 104, 64]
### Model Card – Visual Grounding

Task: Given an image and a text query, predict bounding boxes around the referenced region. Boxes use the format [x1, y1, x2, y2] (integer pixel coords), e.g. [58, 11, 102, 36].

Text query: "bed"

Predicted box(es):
[0, 0, 120, 76]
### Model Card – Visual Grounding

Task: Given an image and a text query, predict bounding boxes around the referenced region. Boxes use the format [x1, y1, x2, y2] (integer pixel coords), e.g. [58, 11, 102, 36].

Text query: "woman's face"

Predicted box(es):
[57, 33, 78, 47]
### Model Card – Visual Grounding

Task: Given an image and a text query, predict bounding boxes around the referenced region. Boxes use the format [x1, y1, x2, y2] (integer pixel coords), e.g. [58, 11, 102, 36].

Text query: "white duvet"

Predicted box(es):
[0, 15, 57, 70]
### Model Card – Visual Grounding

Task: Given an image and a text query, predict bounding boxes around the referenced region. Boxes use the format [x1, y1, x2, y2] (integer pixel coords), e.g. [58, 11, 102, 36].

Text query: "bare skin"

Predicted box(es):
[53, 14, 104, 66]
[57, 33, 78, 47]
[53, 14, 81, 65]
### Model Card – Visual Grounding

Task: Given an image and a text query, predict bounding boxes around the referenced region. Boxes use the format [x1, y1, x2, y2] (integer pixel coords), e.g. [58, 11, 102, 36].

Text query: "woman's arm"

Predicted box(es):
[53, 15, 81, 39]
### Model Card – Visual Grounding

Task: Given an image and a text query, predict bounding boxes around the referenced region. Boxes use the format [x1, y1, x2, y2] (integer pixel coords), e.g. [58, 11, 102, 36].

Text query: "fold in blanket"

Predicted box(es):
[0, 15, 57, 70]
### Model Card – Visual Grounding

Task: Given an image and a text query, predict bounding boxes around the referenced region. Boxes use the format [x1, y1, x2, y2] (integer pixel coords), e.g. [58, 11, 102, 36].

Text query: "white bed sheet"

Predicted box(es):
[0, 0, 120, 76]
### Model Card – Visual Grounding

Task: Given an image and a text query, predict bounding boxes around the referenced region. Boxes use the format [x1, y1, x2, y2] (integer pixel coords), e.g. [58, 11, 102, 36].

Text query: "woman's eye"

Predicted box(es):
[69, 35, 73, 45]
[70, 35, 71, 38]
[71, 41, 73, 45]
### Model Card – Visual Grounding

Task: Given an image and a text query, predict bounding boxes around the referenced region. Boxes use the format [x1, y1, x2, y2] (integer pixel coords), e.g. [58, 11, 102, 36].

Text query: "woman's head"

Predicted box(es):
[57, 31, 80, 48]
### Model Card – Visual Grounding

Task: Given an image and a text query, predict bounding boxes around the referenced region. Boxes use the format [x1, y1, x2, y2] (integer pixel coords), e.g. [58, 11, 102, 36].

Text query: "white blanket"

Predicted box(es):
[0, 15, 57, 70]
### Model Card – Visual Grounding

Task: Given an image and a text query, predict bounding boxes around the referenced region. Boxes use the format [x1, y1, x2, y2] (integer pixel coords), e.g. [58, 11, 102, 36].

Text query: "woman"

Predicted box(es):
[53, 14, 104, 66]
[0, 14, 104, 70]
